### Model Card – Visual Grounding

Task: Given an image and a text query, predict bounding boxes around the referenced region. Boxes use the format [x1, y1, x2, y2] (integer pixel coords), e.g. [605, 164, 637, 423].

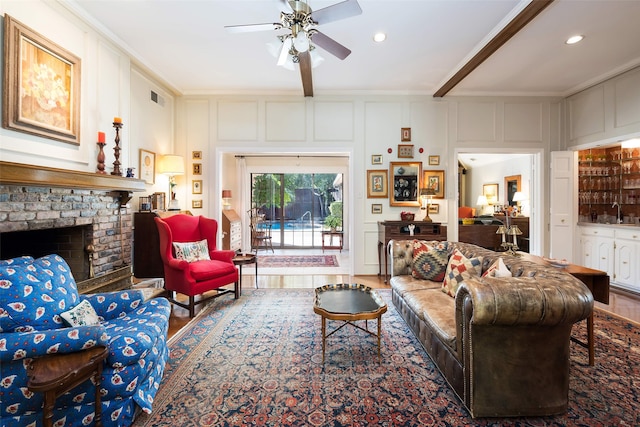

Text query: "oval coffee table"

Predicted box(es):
[313, 283, 387, 363]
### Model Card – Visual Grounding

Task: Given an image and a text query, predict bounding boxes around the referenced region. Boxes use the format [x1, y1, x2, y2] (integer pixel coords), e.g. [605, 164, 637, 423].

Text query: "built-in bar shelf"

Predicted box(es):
[0, 161, 146, 192]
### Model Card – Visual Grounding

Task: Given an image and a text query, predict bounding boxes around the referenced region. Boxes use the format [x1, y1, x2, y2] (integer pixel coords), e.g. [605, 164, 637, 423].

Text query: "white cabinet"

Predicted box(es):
[613, 228, 640, 292]
[579, 225, 640, 292]
[579, 226, 614, 278]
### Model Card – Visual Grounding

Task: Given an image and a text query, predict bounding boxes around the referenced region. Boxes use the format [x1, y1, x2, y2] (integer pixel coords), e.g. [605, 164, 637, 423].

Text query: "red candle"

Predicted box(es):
[97, 132, 105, 143]
[113, 117, 122, 124]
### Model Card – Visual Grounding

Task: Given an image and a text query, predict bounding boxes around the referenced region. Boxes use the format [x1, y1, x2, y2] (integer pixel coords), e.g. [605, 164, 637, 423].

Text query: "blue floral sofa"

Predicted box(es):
[0, 254, 171, 427]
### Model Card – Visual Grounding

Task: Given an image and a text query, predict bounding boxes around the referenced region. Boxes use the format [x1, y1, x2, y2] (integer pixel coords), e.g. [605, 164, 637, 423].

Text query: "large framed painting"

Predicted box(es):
[2, 15, 81, 145]
[390, 161, 422, 207]
[423, 170, 445, 199]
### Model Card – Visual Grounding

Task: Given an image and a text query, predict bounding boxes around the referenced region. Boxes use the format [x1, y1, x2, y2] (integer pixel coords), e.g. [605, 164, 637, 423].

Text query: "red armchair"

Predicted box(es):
[155, 214, 239, 317]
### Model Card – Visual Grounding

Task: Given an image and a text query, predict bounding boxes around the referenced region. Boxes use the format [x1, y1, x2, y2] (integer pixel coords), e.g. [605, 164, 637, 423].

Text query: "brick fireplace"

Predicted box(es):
[0, 161, 144, 292]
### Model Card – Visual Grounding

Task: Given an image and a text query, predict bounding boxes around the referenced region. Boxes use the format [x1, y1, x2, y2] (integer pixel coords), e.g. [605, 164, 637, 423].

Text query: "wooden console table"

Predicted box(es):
[520, 253, 609, 366]
[378, 221, 447, 282]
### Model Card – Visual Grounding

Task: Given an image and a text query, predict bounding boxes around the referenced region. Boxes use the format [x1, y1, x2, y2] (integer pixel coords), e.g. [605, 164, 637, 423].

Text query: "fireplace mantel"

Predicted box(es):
[0, 161, 146, 192]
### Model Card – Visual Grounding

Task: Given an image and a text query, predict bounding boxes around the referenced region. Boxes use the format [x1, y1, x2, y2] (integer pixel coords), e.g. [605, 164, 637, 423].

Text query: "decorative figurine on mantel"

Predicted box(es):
[111, 117, 123, 176]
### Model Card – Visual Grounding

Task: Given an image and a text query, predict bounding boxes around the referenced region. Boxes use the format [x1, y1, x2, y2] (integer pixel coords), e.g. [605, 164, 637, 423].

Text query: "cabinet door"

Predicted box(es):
[614, 239, 639, 290]
[581, 235, 596, 270]
[594, 237, 615, 278]
[550, 151, 576, 261]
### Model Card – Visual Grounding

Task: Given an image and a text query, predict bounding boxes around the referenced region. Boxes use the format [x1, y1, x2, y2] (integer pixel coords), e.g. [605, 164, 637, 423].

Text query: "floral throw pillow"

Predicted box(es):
[61, 299, 100, 327]
[442, 249, 483, 297]
[412, 240, 449, 281]
[173, 239, 211, 262]
[482, 257, 512, 278]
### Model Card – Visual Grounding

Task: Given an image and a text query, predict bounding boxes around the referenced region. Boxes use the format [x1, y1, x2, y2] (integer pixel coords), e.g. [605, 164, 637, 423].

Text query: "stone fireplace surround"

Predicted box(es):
[0, 161, 145, 293]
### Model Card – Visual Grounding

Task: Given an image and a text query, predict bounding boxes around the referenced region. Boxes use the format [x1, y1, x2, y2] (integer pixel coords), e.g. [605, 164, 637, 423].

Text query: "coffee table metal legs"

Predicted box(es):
[319, 315, 383, 363]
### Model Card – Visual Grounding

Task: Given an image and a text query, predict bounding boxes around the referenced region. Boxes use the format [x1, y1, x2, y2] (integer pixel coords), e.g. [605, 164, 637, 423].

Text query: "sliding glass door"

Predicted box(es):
[250, 173, 342, 249]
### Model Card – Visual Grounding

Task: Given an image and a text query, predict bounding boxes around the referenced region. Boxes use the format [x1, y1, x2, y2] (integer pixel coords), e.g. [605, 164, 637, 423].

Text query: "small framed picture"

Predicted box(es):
[372, 204, 383, 214]
[139, 149, 155, 184]
[371, 154, 383, 165]
[193, 163, 202, 175]
[192, 180, 202, 194]
[401, 127, 411, 142]
[428, 203, 439, 214]
[192, 200, 203, 209]
[192, 151, 202, 160]
[398, 144, 414, 158]
[428, 155, 440, 166]
[367, 169, 388, 198]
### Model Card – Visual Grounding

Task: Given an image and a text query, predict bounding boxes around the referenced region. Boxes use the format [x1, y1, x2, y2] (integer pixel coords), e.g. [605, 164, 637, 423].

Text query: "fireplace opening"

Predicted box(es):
[0, 225, 92, 281]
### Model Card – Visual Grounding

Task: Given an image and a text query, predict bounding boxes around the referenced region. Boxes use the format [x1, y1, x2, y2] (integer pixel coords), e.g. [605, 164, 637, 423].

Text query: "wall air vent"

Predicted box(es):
[150, 90, 165, 107]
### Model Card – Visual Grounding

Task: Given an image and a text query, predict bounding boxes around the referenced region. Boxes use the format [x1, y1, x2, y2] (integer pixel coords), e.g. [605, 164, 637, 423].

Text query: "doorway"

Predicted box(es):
[250, 172, 343, 249]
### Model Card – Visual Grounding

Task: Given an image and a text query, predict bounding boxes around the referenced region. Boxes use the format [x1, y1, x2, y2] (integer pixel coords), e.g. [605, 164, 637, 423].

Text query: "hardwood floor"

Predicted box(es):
[165, 273, 640, 340]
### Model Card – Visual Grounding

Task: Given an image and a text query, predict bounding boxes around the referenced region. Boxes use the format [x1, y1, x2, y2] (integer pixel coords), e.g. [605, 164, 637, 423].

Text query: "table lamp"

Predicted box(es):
[420, 187, 436, 222]
[476, 195, 489, 216]
[222, 190, 232, 210]
[158, 154, 185, 211]
[512, 191, 526, 214]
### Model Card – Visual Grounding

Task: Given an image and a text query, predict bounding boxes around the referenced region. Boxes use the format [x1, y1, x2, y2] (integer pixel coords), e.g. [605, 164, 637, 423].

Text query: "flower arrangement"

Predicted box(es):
[21, 62, 69, 111]
[400, 211, 415, 221]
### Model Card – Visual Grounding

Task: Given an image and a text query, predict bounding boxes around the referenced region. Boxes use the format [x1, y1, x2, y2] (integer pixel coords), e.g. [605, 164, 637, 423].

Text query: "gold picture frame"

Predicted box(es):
[371, 204, 383, 214]
[371, 154, 383, 165]
[2, 15, 81, 145]
[422, 170, 445, 199]
[428, 155, 440, 166]
[367, 169, 388, 198]
[192, 151, 202, 160]
[483, 183, 499, 204]
[428, 203, 439, 214]
[401, 127, 411, 142]
[398, 144, 414, 159]
[192, 200, 203, 209]
[139, 149, 156, 184]
[192, 180, 202, 194]
[390, 162, 422, 207]
[192, 163, 202, 175]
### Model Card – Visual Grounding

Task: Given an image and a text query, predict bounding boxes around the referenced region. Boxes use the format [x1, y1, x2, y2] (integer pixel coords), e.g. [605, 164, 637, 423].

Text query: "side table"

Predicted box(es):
[27, 346, 109, 427]
[321, 230, 343, 252]
[233, 253, 258, 294]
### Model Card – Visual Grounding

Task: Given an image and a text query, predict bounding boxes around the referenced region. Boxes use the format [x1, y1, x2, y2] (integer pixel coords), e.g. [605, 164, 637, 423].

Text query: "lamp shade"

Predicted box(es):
[476, 195, 488, 206]
[222, 190, 232, 199]
[512, 192, 526, 202]
[420, 187, 435, 197]
[158, 155, 185, 175]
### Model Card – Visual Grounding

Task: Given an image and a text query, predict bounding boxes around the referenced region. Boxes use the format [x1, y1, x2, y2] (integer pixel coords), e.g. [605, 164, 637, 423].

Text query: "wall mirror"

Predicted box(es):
[390, 161, 422, 206]
[504, 174, 521, 206]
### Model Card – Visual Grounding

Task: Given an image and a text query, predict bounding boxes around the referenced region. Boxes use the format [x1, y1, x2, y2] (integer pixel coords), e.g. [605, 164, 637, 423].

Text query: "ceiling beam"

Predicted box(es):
[433, 0, 555, 98]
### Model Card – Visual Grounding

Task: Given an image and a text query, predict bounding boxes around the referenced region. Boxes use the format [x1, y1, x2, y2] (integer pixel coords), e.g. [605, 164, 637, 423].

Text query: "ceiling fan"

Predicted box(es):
[225, 0, 362, 97]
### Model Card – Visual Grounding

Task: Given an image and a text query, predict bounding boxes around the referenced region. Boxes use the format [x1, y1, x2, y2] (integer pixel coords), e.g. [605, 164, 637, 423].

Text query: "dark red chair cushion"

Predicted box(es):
[188, 259, 237, 282]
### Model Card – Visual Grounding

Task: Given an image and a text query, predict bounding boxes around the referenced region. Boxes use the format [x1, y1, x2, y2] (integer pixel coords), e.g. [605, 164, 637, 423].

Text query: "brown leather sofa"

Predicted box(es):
[389, 240, 593, 418]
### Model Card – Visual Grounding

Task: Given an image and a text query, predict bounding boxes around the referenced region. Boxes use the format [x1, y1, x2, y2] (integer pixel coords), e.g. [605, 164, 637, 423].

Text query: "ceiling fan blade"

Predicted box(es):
[311, 31, 351, 60]
[298, 51, 314, 97]
[311, 0, 362, 25]
[225, 23, 282, 33]
[277, 37, 293, 67]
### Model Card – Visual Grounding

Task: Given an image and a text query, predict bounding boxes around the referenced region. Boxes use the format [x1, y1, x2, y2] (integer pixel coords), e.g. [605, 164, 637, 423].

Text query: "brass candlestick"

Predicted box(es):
[111, 122, 123, 176]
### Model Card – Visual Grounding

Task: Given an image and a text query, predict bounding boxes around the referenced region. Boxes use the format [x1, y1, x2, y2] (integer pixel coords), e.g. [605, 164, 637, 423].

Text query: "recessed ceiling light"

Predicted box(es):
[373, 32, 386, 43]
[565, 35, 584, 45]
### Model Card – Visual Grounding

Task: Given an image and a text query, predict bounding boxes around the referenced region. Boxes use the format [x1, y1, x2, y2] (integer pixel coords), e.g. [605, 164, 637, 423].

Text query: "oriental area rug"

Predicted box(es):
[257, 255, 339, 268]
[133, 289, 640, 427]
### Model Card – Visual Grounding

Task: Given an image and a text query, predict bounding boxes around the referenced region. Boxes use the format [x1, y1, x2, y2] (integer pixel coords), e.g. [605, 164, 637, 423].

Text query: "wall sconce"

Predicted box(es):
[222, 190, 232, 210]
[420, 187, 435, 222]
[476, 195, 489, 216]
[158, 154, 185, 211]
[512, 191, 526, 214]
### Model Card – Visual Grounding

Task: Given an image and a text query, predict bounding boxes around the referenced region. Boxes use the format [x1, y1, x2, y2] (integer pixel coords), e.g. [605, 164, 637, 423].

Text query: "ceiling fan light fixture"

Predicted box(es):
[565, 35, 584, 45]
[373, 32, 386, 43]
[293, 30, 310, 52]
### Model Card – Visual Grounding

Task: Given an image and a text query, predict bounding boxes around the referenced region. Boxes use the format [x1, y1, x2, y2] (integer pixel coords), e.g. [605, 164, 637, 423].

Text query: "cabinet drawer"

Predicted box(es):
[615, 228, 640, 241]
[579, 226, 614, 238]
